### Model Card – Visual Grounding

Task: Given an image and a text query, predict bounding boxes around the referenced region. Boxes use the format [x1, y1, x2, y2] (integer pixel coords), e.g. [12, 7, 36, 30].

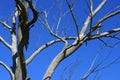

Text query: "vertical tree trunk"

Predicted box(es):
[11, 22, 28, 80]
[12, 55, 22, 80]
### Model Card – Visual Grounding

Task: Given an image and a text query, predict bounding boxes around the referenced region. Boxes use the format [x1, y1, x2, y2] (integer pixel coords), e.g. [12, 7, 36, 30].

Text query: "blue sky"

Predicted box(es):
[0, 0, 120, 80]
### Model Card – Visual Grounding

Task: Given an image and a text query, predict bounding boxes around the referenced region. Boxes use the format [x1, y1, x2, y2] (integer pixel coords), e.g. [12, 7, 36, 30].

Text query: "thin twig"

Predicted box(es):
[66, 0, 79, 39]
[98, 38, 114, 48]
[0, 21, 12, 29]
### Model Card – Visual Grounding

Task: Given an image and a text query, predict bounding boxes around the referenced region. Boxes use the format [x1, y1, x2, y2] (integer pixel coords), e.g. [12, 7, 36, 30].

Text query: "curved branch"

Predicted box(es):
[43, 27, 120, 80]
[90, 10, 120, 34]
[25, 39, 61, 65]
[0, 61, 15, 80]
[25, 37, 75, 65]
[99, 10, 120, 24]
[43, 40, 68, 80]
[26, 0, 39, 26]
[79, 0, 106, 38]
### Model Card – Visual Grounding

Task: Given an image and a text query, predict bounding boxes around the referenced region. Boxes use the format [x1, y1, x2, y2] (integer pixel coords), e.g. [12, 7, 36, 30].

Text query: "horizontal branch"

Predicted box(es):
[0, 61, 15, 80]
[90, 28, 120, 39]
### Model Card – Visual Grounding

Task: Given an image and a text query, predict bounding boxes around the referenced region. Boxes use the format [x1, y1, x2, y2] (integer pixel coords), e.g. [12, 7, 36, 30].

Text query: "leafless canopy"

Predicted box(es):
[0, 0, 120, 80]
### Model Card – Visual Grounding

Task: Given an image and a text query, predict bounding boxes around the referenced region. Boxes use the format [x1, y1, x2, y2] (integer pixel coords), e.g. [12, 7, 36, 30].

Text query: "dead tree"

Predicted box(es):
[0, 0, 38, 80]
[0, 0, 120, 80]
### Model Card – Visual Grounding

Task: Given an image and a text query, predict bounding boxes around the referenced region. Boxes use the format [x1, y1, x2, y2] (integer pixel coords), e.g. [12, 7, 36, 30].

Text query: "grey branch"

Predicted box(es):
[98, 10, 120, 24]
[0, 21, 12, 29]
[79, 0, 106, 38]
[26, 37, 75, 65]
[25, 39, 60, 65]
[92, 10, 120, 32]
[0, 36, 12, 49]
[39, 11, 68, 42]
[90, 28, 120, 39]
[0, 61, 15, 80]
[43, 40, 68, 80]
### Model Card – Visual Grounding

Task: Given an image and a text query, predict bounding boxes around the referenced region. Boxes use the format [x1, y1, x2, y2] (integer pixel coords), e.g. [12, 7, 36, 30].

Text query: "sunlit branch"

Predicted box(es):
[0, 21, 12, 29]
[90, 28, 120, 39]
[26, 37, 75, 65]
[84, 0, 93, 36]
[90, 0, 93, 11]
[43, 27, 120, 80]
[85, 9, 120, 36]
[11, 28, 17, 55]
[79, 0, 106, 38]
[91, 10, 120, 33]
[39, 12, 70, 79]
[25, 39, 60, 65]
[12, 9, 18, 25]
[10, 9, 18, 56]
[89, 0, 93, 33]
[0, 36, 12, 49]
[99, 10, 120, 24]
[0, 61, 15, 80]
[43, 41, 68, 80]
[106, 5, 120, 15]
[93, 0, 106, 15]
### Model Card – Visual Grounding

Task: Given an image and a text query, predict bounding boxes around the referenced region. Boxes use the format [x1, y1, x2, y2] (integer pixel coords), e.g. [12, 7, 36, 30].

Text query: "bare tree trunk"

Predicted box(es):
[11, 0, 38, 79]
[12, 55, 22, 80]
[11, 16, 28, 80]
